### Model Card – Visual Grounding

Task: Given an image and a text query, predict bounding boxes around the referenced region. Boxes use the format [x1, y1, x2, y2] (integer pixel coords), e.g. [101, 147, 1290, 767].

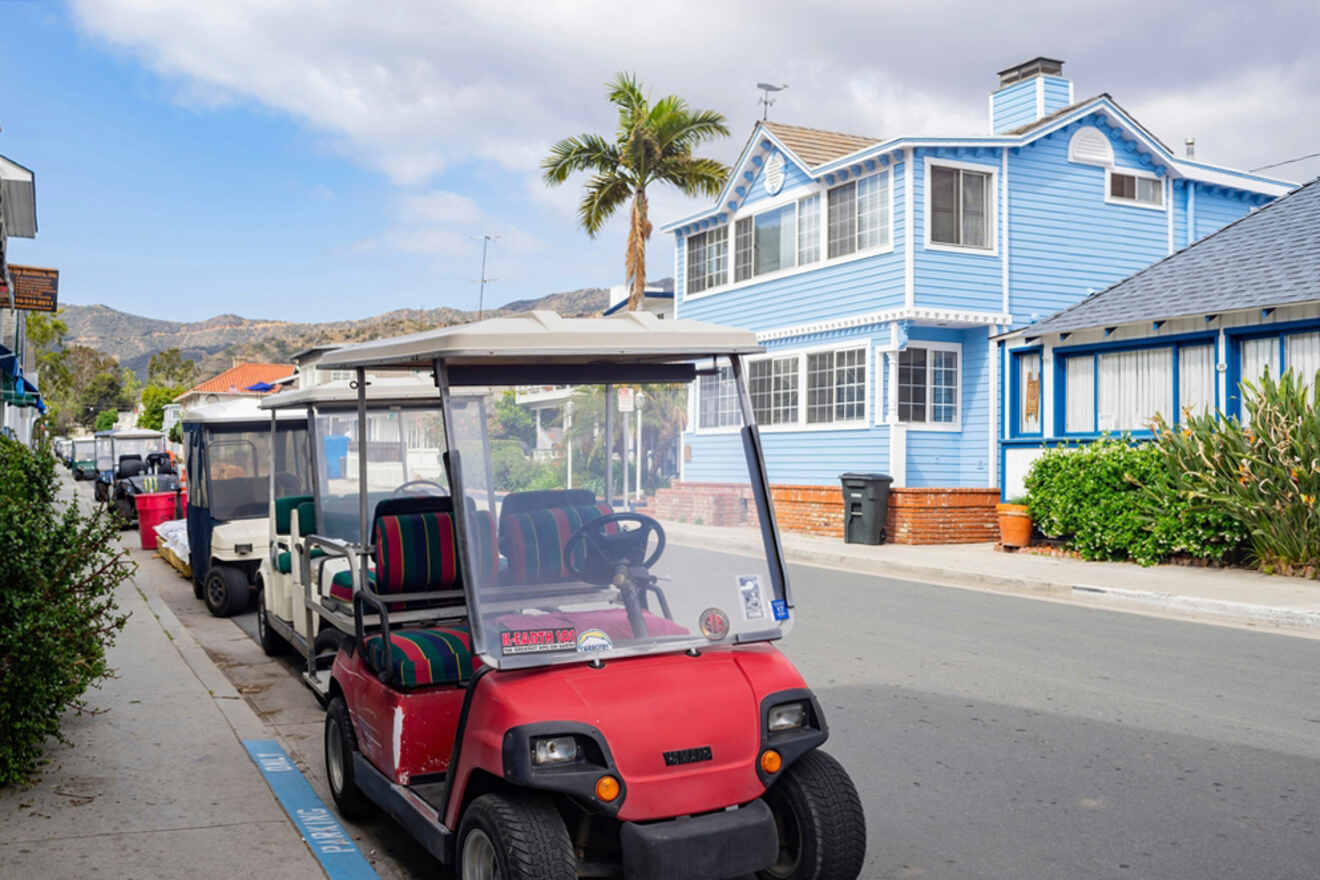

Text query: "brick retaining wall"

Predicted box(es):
[651, 482, 1000, 544]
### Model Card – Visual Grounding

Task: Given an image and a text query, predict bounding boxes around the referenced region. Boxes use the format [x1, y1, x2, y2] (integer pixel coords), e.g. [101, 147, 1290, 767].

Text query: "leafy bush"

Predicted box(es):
[1025, 436, 1247, 566]
[490, 439, 562, 493]
[0, 436, 133, 784]
[1152, 370, 1320, 576]
[94, 409, 118, 432]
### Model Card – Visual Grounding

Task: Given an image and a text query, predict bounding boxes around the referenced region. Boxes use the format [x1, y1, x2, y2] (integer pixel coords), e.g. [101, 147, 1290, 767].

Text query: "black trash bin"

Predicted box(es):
[840, 473, 893, 545]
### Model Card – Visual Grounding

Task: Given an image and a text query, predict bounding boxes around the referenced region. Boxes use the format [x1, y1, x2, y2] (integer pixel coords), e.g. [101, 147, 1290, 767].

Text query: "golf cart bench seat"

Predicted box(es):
[276, 547, 325, 574]
[364, 623, 481, 688]
[498, 492, 616, 585]
[274, 494, 311, 535]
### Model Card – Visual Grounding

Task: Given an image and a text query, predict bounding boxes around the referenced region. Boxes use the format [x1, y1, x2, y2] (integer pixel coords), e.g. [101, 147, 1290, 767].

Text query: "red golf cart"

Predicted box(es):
[314, 312, 866, 879]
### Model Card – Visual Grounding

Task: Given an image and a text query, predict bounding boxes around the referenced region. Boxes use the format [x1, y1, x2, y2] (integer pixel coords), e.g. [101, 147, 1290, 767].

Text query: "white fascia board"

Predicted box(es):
[0, 154, 35, 182]
[757, 307, 1013, 343]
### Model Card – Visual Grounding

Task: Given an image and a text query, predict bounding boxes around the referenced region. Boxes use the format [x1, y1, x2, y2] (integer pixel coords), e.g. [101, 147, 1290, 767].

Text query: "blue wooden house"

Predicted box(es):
[997, 175, 1320, 499]
[662, 57, 1294, 541]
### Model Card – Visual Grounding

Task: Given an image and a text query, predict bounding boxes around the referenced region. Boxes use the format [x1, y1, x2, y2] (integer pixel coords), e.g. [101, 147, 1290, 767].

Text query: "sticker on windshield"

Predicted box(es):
[500, 627, 578, 656]
[738, 575, 766, 621]
[699, 607, 730, 641]
[576, 628, 614, 655]
[771, 599, 789, 621]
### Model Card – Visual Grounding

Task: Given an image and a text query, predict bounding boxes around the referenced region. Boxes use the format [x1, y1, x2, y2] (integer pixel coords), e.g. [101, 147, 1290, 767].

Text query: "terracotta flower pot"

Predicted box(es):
[996, 503, 1032, 548]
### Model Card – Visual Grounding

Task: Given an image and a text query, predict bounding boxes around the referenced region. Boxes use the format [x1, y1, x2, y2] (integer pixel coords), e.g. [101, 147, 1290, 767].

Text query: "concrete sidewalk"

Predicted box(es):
[0, 495, 326, 878]
[667, 522, 1320, 635]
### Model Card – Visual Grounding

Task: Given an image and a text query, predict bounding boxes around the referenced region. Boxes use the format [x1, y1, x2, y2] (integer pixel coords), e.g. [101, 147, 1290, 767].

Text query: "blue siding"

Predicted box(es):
[741, 148, 813, 205]
[1194, 186, 1252, 241]
[913, 147, 1003, 312]
[1172, 180, 1188, 249]
[992, 79, 1038, 133]
[678, 160, 906, 332]
[1041, 76, 1071, 117]
[1006, 117, 1169, 323]
[903, 327, 992, 488]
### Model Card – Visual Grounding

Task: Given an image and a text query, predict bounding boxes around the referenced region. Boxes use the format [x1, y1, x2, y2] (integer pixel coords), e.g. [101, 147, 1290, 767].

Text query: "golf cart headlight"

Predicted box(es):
[234, 543, 253, 555]
[532, 736, 580, 766]
[768, 702, 808, 732]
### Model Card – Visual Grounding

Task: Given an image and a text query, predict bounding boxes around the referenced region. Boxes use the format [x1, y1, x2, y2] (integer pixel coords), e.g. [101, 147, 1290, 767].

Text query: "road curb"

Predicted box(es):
[1070, 584, 1320, 630]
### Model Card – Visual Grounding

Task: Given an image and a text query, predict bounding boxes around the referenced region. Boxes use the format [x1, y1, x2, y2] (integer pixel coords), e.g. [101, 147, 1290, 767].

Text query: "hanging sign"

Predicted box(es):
[617, 387, 635, 413]
[8, 265, 59, 312]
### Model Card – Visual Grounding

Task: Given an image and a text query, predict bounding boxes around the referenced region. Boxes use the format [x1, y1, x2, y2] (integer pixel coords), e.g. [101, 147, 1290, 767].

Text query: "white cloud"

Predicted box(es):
[399, 190, 480, 225]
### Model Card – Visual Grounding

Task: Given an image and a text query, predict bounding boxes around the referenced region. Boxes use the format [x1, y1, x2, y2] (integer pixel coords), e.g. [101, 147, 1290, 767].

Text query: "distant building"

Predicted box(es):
[604, 278, 675, 319]
[663, 56, 1294, 542]
[174, 362, 294, 409]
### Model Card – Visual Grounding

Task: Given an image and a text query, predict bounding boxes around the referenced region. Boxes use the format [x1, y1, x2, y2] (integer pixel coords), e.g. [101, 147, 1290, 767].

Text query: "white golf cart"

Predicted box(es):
[70, 436, 97, 479]
[181, 398, 312, 617]
[255, 376, 449, 684]
[93, 428, 167, 506]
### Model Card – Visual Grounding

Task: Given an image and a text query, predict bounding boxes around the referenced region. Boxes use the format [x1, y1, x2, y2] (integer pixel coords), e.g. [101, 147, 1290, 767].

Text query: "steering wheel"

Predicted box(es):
[393, 479, 448, 496]
[564, 513, 666, 639]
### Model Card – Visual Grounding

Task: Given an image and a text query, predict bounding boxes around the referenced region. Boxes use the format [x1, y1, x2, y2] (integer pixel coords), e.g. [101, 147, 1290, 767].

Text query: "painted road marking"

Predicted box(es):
[242, 739, 378, 880]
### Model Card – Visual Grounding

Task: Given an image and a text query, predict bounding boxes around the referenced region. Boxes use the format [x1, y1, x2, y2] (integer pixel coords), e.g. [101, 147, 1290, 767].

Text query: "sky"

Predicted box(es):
[2, 0, 1316, 322]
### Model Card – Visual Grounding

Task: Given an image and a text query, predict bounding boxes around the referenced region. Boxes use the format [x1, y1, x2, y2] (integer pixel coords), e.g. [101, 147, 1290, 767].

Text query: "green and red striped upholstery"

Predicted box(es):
[500, 503, 614, 585]
[373, 511, 460, 593]
[365, 624, 480, 687]
[329, 568, 372, 603]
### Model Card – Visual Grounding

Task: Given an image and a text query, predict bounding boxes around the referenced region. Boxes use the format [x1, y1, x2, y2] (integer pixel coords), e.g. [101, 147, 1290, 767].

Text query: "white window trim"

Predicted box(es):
[692, 364, 742, 434]
[891, 339, 963, 432]
[1105, 166, 1166, 211]
[683, 167, 895, 303]
[923, 156, 999, 256]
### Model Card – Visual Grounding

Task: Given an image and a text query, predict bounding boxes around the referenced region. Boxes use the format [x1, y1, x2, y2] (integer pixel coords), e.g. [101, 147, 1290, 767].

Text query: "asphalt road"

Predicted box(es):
[215, 542, 1320, 879]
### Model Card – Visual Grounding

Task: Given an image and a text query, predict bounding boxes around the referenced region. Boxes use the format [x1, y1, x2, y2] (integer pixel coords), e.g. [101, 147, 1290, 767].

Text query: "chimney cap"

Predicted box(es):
[997, 57, 1065, 87]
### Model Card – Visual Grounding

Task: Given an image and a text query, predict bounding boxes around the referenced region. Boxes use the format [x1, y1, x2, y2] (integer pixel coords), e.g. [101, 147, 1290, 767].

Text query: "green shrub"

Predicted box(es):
[94, 409, 118, 432]
[1025, 436, 1247, 566]
[0, 436, 134, 784]
[1152, 370, 1320, 576]
[490, 438, 562, 493]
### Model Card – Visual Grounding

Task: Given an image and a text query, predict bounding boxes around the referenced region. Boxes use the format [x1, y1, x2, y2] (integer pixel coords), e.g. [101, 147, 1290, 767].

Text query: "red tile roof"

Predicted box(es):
[183, 362, 293, 396]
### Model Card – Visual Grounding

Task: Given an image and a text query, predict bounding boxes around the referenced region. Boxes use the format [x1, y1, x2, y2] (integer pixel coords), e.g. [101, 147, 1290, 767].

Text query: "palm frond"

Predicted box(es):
[541, 134, 621, 185]
[655, 156, 729, 199]
[607, 72, 648, 133]
[577, 173, 633, 236]
[657, 108, 731, 155]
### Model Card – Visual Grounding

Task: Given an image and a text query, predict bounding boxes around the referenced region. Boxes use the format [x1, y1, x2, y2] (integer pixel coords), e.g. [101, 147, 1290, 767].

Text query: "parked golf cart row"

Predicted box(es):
[65, 427, 182, 527]
[166, 312, 866, 880]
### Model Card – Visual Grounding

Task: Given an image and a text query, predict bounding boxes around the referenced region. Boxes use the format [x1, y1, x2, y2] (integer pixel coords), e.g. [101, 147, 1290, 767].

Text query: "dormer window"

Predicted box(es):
[1107, 171, 1163, 208]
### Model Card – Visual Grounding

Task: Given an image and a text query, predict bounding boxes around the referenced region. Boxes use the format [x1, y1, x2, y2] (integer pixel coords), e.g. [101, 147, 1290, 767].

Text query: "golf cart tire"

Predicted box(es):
[314, 628, 344, 669]
[257, 587, 288, 656]
[758, 750, 867, 880]
[204, 565, 250, 618]
[325, 697, 374, 821]
[457, 793, 575, 880]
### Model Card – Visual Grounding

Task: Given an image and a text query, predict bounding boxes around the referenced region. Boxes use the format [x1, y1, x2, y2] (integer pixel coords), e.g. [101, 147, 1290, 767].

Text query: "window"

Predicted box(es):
[1108, 171, 1163, 207]
[827, 173, 891, 259]
[899, 345, 960, 427]
[1179, 345, 1216, 417]
[698, 366, 741, 429]
[1236, 329, 1320, 420]
[930, 165, 992, 249]
[1064, 356, 1093, 433]
[1016, 351, 1041, 434]
[685, 226, 728, 294]
[1099, 348, 1173, 431]
[749, 356, 799, 425]
[755, 204, 796, 276]
[797, 194, 821, 265]
[733, 218, 753, 283]
[1062, 342, 1214, 434]
[806, 348, 866, 424]
[1285, 332, 1320, 389]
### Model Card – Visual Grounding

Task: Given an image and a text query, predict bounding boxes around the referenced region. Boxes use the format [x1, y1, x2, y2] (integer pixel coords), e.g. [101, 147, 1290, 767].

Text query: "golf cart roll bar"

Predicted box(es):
[353, 587, 467, 687]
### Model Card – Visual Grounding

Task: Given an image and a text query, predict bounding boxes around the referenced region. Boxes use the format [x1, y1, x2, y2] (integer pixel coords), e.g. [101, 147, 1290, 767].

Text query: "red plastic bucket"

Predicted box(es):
[136, 492, 180, 551]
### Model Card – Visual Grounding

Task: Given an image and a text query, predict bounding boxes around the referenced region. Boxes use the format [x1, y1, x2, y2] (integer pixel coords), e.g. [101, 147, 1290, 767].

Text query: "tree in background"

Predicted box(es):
[80, 372, 130, 430]
[488, 391, 537, 450]
[147, 348, 199, 388]
[542, 73, 729, 310]
[23, 312, 73, 431]
[94, 409, 119, 432]
[137, 384, 184, 431]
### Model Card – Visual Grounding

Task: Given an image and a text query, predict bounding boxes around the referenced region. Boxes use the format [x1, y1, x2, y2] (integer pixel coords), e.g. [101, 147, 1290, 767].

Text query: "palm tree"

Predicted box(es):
[542, 74, 731, 311]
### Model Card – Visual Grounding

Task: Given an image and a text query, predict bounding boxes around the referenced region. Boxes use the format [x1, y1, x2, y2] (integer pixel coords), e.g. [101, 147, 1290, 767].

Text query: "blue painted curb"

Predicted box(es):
[243, 738, 379, 880]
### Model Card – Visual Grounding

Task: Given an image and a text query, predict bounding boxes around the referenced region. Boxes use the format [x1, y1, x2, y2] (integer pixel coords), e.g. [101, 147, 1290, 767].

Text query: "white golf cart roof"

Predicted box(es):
[259, 375, 441, 410]
[107, 428, 164, 440]
[183, 396, 305, 425]
[315, 311, 763, 371]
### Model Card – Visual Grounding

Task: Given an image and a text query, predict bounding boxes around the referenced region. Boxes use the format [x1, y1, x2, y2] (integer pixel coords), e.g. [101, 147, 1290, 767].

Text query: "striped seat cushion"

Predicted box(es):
[365, 624, 480, 688]
[374, 511, 461, 593]
[500, 503, 614, 585]
[328, 568, 373, 603]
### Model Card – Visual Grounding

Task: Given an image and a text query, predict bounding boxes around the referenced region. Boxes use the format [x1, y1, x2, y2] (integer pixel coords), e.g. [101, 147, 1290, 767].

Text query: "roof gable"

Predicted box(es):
[1020, 176, 1320, 337]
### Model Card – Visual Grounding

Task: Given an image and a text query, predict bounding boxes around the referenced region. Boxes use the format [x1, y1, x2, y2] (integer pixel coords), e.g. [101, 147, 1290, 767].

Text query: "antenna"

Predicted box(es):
[473, 233, 499, 320]
[757, 82, 788, 121]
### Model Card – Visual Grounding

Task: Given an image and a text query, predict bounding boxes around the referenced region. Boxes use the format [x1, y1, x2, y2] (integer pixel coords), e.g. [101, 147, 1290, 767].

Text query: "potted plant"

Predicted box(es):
[996, 495, 1033, 548]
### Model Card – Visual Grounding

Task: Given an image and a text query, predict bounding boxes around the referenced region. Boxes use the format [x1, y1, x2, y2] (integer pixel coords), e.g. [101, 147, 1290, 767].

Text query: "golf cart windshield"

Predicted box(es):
[315, 406, 449, 543]
[207, 425, 311, 520]
[73, 439, 95, 461]
[449, 374, 789, 668]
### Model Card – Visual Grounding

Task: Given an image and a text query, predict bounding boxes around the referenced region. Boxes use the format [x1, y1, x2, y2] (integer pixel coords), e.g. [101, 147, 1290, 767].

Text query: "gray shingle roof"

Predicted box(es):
[1021, 176, 1318, 337]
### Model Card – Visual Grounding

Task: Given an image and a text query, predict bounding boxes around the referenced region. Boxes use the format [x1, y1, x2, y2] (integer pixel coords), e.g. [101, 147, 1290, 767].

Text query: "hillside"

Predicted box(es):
[60, 284, 631, 379]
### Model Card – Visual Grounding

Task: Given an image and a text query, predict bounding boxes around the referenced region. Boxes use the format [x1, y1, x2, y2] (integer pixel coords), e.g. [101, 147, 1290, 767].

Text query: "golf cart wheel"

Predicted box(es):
[457, 793, 575, 880]
[325, 697, 374, 820]
[758, 750, 867, 880]
[256, 585, 287, 656]
[204, 565, 250, 618]
[314, 628, 344, 671]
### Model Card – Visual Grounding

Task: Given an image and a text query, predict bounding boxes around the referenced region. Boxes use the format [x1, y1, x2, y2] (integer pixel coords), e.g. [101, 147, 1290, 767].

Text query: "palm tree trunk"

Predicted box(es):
[627, 189, 651, 311]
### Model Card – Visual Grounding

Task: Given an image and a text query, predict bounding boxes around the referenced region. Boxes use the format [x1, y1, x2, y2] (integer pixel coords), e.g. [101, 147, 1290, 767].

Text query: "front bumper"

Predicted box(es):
[620, 798, 778, 880]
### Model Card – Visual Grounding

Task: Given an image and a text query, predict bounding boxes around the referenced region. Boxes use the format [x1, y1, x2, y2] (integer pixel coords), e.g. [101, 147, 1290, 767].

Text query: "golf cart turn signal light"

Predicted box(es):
[768, 702, 808, 731]
[532, 736, 580, 766]
[595, 775, 621, 802]
[761, 750, 783, 774]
